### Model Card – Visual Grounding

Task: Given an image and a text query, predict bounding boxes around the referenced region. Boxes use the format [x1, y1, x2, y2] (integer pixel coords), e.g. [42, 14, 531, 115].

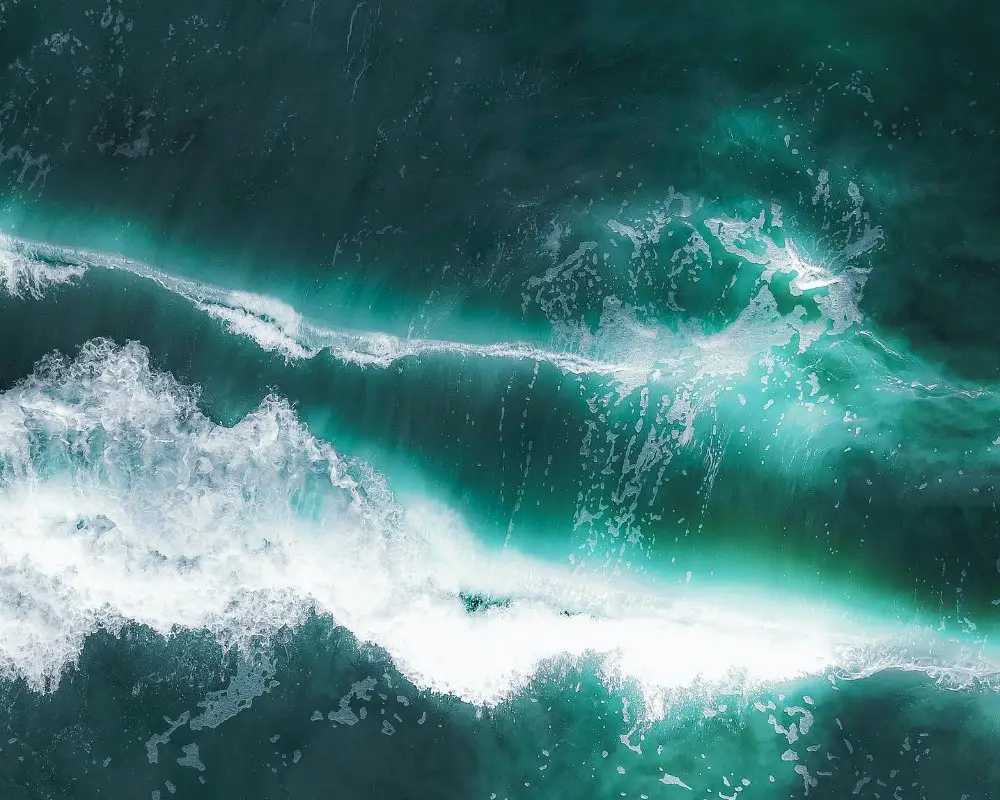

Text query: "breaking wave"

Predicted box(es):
[0, 339, 995, 713]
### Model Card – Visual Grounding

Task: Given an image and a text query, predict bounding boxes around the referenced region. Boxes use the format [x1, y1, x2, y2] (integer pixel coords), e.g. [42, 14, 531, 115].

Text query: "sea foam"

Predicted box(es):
[0, 236, 86, 299]
[0, 340, 995, 712]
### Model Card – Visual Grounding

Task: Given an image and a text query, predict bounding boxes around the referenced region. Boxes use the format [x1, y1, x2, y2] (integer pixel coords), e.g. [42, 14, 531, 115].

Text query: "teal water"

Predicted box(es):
[2, 1, 1000, 797]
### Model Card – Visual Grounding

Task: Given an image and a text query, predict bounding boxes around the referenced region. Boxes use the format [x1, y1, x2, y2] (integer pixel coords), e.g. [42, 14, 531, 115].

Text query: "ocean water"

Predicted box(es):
[2, 0, 1000, 797]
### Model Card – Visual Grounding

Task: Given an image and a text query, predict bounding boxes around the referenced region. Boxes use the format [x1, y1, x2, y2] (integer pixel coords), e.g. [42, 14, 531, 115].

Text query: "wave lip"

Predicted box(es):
[0, 339, 995, 710]
[0, 232, 658, 378]
[0, 235, 86, 299]
[0, 219, 877, 383]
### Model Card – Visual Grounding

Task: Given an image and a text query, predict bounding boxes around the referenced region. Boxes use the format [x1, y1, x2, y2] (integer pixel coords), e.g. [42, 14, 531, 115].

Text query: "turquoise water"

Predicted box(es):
[3, 0, 1000, 797]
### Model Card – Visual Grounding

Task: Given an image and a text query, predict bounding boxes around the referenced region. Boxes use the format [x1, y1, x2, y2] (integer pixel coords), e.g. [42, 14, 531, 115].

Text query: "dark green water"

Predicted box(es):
[2, 0, 1000, 797]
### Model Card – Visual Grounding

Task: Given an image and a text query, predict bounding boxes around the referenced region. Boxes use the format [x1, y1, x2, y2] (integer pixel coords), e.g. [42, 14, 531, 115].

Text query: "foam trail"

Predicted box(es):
[0, 340, 996, 711]
[0, 233, 652, 379]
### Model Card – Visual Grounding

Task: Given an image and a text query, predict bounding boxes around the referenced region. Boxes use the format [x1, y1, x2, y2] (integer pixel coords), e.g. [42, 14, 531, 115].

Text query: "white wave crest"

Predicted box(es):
[0, 340, 994, 709]
[0, 235, 86, 299]
[0, 220, 878, 385]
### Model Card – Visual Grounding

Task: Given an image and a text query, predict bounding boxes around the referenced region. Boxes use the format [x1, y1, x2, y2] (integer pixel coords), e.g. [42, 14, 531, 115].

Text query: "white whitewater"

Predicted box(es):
[0, 340, 995, 714]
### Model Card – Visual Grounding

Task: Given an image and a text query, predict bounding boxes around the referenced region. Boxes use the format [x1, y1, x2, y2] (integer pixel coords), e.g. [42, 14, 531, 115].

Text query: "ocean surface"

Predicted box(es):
[2, 1, 1000, 797]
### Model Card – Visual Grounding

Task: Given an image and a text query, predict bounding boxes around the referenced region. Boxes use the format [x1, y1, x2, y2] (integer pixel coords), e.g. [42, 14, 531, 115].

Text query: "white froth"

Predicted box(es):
[0, 341, 993, 710]
[0, 235, 86, 299]
[704, 215, 873, 343]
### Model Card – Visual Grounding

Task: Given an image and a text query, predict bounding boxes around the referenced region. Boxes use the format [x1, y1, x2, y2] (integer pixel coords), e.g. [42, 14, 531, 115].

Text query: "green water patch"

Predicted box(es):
[458, 592, 513, 615]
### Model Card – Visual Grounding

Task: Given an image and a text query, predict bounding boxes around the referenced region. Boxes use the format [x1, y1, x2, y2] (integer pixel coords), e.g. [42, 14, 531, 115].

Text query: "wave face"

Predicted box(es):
[3, 0, 1000, 798]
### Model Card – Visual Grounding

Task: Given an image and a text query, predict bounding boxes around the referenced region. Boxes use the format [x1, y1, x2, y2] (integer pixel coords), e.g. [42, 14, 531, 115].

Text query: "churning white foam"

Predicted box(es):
[0, 235, 86, 299]
[0, 340, 994, 708]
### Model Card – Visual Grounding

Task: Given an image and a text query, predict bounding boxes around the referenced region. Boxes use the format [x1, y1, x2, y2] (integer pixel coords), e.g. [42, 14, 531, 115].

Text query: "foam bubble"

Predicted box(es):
[1, 340, 995, 711]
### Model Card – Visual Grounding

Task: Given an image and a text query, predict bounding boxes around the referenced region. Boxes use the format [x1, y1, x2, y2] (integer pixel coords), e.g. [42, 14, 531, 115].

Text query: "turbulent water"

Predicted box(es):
[2, 1, 1000, 798]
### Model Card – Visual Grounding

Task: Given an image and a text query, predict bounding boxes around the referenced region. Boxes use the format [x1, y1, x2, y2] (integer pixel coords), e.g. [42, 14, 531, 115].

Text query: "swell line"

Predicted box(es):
[0, 233, 657, 380]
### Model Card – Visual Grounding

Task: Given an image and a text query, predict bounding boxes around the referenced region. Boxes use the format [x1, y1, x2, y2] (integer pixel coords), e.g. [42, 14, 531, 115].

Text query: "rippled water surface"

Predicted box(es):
[2, 1, 1000, 797]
